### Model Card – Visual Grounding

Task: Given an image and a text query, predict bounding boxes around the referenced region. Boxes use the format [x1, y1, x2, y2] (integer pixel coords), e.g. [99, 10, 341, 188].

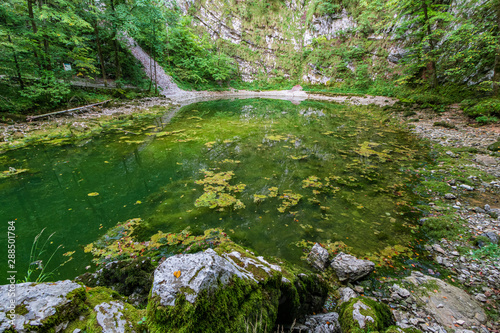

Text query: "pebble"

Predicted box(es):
[475, 293, 487, 302]
[432, 244, 446, 255]
[444, 193, 456, 200]
[459, 184, 474, 191]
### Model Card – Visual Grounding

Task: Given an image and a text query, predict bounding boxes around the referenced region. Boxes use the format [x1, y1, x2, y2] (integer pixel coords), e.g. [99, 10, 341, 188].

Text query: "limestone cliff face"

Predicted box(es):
[174, 0, 381, 83]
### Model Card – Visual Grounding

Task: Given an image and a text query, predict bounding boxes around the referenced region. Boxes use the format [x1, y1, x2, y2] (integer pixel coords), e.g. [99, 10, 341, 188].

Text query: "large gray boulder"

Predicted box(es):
[150, 248, 274, 306]
[330, 252, 375, 282]
[405, 271, 487, 329]
[0, 280, 85, 332]
[307, 243, 330, 271]
[147, 248, 328, 332]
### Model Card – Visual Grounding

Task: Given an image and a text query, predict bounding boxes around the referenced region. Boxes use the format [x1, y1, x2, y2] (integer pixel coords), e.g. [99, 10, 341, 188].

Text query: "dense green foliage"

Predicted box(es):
[0, 0, 153, 113]
[1, 0, 500, 117]
[0, 0, 238, 113]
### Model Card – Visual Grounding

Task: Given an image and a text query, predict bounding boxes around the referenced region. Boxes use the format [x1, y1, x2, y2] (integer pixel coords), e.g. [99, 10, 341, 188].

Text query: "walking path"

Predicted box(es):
[122, 35, 182, 96]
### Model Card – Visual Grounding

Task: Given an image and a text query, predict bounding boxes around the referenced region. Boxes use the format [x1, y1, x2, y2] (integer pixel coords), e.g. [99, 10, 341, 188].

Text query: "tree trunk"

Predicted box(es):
[8, 35, 25, 89]
[423, 0, 437, 89]
[27, 0, 42, 73]
[110, 0, 121, 80]
[38, 0, 52, 71]
[113, 38, 121, 80]
[95, 26, 108, 87]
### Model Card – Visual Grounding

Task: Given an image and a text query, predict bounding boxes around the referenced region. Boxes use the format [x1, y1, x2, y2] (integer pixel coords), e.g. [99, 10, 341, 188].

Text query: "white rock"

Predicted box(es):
[331, 252, 375, 282]
[459, 184, 474, 191]
[94, 301, 130, 333]
[339, 287, 358, 304]
[392, 284, 411, 298]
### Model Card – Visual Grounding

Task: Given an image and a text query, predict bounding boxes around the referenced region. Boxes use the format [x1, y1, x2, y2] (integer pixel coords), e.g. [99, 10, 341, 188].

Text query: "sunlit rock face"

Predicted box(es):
[171, 0, 359, 83]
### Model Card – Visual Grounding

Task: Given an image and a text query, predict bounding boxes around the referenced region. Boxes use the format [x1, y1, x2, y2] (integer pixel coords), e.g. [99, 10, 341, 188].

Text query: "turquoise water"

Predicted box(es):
[0, 98, 427, 281]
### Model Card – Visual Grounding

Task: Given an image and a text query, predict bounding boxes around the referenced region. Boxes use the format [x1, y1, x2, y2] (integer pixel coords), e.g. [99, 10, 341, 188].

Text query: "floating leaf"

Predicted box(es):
[253, 194, 267, 203]
[266, 135, 286, 141]
[204, 141, 216, 149]
[290, 155, 308, 160]
[88, 192, 99, 197]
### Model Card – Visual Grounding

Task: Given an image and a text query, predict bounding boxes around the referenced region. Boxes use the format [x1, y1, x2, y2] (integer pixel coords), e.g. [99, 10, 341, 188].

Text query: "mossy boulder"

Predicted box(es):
[338, 297, 394, 333]
[64, 286, 146, 333]
[488, 141, 500, 152]
[146, 248, 328, 332]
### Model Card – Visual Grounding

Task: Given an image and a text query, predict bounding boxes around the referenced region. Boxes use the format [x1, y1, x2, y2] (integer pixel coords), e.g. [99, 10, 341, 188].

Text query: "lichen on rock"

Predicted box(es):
[0, 280, 85, 332]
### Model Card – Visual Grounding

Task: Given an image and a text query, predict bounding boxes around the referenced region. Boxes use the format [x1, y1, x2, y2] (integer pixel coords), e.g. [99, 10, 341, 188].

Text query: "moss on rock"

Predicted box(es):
[338, 297, 394, 333]
[25, 284, 87, 332]
[76, 257, 155, 307]
[147, 274, 281, 333]
[63, 286, 145, 333]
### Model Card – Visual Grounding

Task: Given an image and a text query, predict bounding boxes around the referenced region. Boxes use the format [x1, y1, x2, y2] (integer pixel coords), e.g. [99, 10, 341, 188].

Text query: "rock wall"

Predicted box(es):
[174, 0, 370, 83]
[169, 0, 494, 86]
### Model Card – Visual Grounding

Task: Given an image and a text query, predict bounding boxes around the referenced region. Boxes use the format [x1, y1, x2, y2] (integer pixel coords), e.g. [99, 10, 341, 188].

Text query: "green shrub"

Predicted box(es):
[463, 98, 500, 118]
[411, 93, 451, 106]
[476, 115, 499, 124]
[471, 243, 500, 259]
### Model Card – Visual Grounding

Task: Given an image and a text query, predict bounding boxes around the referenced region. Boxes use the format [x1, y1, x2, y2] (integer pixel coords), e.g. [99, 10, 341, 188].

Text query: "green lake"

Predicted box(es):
[0, 98, 429, 281]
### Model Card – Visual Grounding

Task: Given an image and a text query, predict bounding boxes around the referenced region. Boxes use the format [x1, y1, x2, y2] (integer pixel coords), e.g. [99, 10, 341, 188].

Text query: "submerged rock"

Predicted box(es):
[405, 271, 487, 328]
[0, 280, 85, 332]
[307, 243, 330, 271]
[330, 252, 375, 282]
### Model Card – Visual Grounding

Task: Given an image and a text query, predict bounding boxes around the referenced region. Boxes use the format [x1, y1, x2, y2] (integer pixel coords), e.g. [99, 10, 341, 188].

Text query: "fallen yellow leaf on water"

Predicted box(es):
[135, 200, 142, 204]
[173, 271, 181, 278]
[88, 192, 99, 197]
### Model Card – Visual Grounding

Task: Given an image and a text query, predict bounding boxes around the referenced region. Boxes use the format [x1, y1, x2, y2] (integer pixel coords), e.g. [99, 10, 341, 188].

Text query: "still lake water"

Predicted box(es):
[0, 98, 428, 281]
